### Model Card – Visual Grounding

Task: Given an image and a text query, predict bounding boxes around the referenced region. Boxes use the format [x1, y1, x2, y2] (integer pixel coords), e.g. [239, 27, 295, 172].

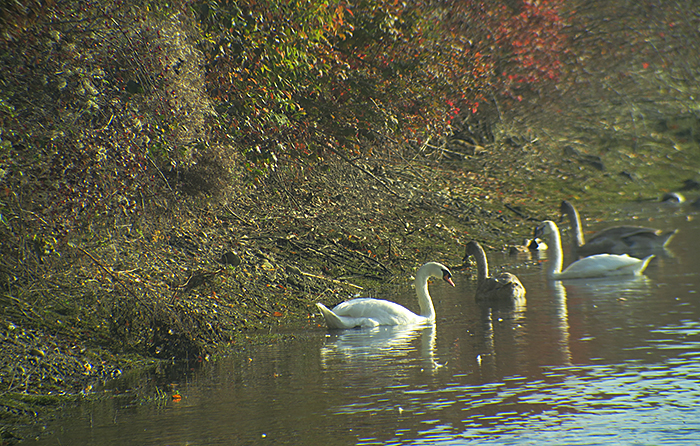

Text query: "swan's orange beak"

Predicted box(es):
[444, 275, 456, 287]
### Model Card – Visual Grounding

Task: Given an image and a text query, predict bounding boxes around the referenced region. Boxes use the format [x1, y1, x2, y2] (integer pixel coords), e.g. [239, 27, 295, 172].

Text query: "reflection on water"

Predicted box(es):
[320, 324, 441, 374]
[560, 274, 652, 295]
[405, 355, 700, 445]
[549, 280, 571, 366]
[27, 209, 700, 445]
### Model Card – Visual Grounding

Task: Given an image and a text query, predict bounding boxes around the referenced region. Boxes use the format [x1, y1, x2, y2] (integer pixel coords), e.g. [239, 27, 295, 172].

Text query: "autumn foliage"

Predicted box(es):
[0, 0, 569, 217]
[0, 0, 572, 360]
[5, 0, 697, 362]
[198, 0, 567, 168]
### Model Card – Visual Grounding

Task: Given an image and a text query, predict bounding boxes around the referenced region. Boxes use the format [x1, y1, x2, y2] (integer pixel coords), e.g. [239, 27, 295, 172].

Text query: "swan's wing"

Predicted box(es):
[477, 273, 526, 300]
[618, 228, 677, 248]
[580, 226, 668, 256]
[584, 227, 677, 255]
[561, 254, 649, 278]
[331, 298, 424, 325]
[590, 226, 661, 241]
[498, 273, 526, 298]
[493, 273, 524, 288]
[317, 303, 361, 329]
[578, 236, 620, 256]
[332, 298, 408, 317]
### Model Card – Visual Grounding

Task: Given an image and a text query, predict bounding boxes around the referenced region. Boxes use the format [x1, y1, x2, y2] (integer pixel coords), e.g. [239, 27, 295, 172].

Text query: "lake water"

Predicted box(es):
[28, 201, 700, 445]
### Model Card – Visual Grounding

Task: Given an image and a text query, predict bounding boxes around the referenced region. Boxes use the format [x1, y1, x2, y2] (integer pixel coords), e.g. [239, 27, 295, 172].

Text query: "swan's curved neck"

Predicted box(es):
[545, 225, 565, 279]
[414, 268, 437, 322]
[471, 246, 490, 288]
[564, 203, 586, 249]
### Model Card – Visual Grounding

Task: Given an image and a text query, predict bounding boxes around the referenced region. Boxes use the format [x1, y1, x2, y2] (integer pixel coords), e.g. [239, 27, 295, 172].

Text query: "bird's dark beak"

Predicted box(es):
[533, 224, 543, 239]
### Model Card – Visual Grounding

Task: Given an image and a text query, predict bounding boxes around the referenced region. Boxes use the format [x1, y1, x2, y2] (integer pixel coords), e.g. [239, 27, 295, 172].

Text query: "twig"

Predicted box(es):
[326, 145, 404, 199]
[74, 246, 153, 314]
[374, 131, 428, 182]
[504, 203, 539, 221]
[145, 154, 176, 196]
[437, 146, 470, 160]
[223, 204, 259, 229]
[286, 265, 364, 290]
[328, 239, 391, 274]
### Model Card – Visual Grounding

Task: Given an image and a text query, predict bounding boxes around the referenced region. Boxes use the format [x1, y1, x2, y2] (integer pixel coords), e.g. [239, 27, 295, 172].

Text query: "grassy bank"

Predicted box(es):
[2, 1, 700, 442]
[2, 126, 699, 442]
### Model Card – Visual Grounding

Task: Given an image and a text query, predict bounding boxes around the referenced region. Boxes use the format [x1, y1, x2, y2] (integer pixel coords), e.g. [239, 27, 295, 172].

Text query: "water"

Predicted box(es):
[29, 202, 700, 445]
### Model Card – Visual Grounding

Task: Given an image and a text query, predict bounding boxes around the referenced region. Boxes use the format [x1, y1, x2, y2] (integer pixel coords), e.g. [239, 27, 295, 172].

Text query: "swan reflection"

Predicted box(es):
[561, 274, 652, 300]
[549, 280, 572, 366]
[470, 292, 528, 376]
[551, 275, 652, 365]
[320, 324, 439, 373]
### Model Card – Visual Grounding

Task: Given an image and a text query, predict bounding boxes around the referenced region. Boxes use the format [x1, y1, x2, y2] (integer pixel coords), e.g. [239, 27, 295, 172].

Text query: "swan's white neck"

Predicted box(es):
[415, 267, 437, 322]
[545, 224, 565, 279]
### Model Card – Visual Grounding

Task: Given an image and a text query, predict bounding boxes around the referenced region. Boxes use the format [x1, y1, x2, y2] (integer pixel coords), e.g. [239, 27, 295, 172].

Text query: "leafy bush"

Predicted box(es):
[0, 0, 572, 361]
[0, 0, 220, 357]
[196, 0, 570, 168]
[0, 0, 218, 237]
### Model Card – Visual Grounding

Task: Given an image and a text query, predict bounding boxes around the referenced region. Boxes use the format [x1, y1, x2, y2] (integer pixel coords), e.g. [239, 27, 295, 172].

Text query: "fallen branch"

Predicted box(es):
[326, 144, 404, 199]
[286, 265, 364, 290]
[504, 203, 540, 221]
[74, 245, 153, 314]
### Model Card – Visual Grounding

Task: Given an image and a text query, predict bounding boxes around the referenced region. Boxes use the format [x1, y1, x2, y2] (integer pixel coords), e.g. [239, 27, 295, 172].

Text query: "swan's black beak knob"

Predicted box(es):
[442, 270, 456, 287]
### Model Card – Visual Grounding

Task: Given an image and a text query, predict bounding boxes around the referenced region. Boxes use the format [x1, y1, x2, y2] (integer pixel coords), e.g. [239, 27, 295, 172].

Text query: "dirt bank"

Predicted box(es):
[2, 133, 699, 443]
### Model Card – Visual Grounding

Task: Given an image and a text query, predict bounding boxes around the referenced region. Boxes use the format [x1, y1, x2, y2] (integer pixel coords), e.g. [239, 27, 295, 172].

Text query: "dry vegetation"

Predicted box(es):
[1, 0, 700, 442]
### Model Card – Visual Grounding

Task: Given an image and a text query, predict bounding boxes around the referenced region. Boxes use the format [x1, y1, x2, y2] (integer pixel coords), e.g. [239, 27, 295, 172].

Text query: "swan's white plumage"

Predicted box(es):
[317, 299, 425, 328]
[535, 220, 654, 280]
[316, 262, 454, 329]
[555, 253, 654, 279]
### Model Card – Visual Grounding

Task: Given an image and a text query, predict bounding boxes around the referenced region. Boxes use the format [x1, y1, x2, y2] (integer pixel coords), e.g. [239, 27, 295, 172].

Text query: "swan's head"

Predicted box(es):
[420, 262, 456, 287]
[534, 220, 558, 239]
[462, 240, 482, 262]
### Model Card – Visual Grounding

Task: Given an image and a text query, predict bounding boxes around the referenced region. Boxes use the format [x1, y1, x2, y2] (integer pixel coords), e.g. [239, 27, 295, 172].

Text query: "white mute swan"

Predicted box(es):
[316, 262, 455, 329]
[560, 200, 676, 257]
[464, 241, 525, 304]
[534, 220, 654, 280]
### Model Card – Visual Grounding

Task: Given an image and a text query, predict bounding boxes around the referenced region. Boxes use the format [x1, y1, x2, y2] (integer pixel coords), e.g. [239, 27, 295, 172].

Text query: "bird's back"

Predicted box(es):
[561, 254, 653, 279]
[320, 298, 427, 328]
